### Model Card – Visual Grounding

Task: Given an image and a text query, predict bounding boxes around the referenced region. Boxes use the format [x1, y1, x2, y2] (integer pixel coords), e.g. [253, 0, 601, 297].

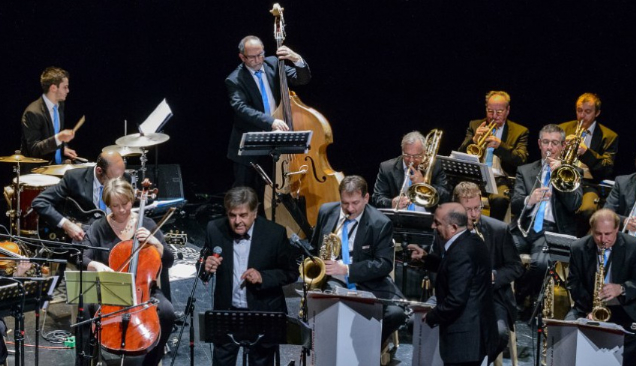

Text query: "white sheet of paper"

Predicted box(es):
[140, 99, 173, 134]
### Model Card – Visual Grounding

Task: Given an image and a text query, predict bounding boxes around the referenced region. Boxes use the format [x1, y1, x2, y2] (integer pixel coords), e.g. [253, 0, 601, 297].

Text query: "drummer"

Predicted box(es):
[32, 151, 126, 241]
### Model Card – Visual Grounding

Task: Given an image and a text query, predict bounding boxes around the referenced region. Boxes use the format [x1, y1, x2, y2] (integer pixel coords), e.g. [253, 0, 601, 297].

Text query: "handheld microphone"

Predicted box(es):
[290, 234, 316, 262]
[200, 246, 222, 284]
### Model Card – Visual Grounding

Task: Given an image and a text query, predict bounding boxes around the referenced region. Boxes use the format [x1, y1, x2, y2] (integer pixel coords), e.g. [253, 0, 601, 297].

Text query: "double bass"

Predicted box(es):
[265, 4, 343, 237]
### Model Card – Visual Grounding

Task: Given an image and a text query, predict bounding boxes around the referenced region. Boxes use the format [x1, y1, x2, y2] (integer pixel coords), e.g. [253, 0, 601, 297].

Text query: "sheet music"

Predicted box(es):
[140, 99, 173, 134]
[449, 150, 480, 163]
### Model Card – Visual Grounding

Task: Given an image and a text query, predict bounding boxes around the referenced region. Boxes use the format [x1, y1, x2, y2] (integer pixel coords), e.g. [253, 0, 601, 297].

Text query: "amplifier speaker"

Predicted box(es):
[129, 164, 184, 199]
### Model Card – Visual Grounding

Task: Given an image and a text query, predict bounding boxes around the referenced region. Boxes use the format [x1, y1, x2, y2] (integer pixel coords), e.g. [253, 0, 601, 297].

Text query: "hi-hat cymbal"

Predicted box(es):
[102, 145, 143, 157]
[0, 153, 47, 164]
[115, 133, 169, 148]
[32, 163, 96, 177]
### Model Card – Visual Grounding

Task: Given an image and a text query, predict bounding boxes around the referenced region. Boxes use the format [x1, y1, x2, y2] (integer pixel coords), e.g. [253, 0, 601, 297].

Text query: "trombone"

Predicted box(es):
[622, 201, 636, 236]
[550, 120, 584, 192]
[517, 151, 551, 237]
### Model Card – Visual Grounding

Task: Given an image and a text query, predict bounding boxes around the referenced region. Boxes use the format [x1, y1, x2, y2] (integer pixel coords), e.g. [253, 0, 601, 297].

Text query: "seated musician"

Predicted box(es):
[32, 151, 126, 242]
[372, 130, 450, 210]
[510, 124, 582, 313]
[458, 91, 529, 221]
[559, 93, 618, 237]
[604, 161, 636, 231]
[312, 175, 406, 346]
[81, 178, 175, 366]
[0, 261, 30, 365]
[200, 186, 298, 366]
[566, 209, 636, 365]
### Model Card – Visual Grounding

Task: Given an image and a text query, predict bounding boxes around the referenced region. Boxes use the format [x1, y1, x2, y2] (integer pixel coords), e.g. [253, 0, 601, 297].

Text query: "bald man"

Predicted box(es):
[33, 151, 126, 241]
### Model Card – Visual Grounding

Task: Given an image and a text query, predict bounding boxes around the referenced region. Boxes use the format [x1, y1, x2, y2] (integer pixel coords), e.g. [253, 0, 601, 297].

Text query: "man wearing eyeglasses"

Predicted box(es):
[510, 124, 582, 314]
[225, 35, 311, 203]
[372, 130, 450, 210]
[458, 91, 529, 221]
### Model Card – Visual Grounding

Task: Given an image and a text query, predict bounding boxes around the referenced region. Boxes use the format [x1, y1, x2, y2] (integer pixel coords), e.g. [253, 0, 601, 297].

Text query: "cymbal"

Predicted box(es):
[0, 153, 47, 164]
[31, 163, 95, 177]
[115, 133, 169, 148]
[102, 145, 143, 157]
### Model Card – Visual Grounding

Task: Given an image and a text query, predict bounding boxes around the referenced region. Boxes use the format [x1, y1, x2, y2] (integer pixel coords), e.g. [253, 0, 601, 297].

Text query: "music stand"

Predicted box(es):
[379, 209, 434, 295]
[544, 231, 576, 263]
[199, 310, 287, 366]
[438, 153, 497, 194]
[239, 131, 313, 222]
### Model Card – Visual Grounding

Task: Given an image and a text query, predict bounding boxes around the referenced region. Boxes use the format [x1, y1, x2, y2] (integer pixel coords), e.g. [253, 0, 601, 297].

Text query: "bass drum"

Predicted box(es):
[8, 174, 60, 235]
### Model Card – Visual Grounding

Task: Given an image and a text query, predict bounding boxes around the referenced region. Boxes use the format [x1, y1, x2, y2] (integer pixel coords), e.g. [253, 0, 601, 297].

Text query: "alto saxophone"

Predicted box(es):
[473, 220, 484, 241]
[591, 247, 612, 322]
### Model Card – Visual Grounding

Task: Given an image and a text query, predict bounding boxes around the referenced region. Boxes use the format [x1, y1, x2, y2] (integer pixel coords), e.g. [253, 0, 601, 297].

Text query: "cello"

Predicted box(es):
[100, 179, 161, 356]
[265, 4, 344, 237]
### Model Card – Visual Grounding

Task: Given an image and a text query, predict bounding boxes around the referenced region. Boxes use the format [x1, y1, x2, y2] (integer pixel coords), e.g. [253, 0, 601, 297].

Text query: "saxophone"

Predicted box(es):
[299, 215, 348, 290]
[591, 247, 612, 322]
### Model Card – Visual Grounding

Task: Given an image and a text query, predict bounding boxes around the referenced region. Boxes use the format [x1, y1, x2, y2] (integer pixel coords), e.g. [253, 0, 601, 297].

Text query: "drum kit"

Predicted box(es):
[2, 131, 170, 238]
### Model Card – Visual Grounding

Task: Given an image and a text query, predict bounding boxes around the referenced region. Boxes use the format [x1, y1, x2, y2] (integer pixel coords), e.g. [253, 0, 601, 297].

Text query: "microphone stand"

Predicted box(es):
[290, 236, 313, 366]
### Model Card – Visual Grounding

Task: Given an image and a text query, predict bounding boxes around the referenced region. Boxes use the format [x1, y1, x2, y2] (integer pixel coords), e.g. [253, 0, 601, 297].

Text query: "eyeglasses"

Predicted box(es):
[402, 153, 425, 160]
[540, 139, 563, 147]
[465, 206, 483, 214]
[486, 109, 506, 116]
[243, 52, 265, 61]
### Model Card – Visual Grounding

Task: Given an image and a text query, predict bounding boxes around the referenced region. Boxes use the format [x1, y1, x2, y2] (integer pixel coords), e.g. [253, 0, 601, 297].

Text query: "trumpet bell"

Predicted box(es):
[550, 165, 581, 192]
[466, 144, 484, 158]
[407, 183, 439, 208]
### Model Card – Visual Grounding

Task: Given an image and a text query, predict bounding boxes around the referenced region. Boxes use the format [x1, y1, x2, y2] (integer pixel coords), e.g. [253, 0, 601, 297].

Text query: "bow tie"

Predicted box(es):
[233, 233, 251, 242]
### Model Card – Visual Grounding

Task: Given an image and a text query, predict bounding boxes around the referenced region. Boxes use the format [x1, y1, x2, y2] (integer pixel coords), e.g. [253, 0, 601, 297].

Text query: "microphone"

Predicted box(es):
[290, 234, 316, 262]
[200, 246, 222, 284]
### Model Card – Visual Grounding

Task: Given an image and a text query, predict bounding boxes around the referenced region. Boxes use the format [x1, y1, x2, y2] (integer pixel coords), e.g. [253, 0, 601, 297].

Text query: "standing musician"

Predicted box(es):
[200, 186, 298, 366]
[458, 91, 529, 221]
[32, 151, 126, 242]
[604, 162, 636, 232]
[559, 93, 618, 237]
[225, 35, 311, 203]
[81, 178, 175, 366]
[566, 209, 636, 365]
[409, 203, 497, 366]
[372, 130, 450, 210]
[311, 175, 406, 346]
[510, 124, 582, 310]
[20, 66, 78, 164]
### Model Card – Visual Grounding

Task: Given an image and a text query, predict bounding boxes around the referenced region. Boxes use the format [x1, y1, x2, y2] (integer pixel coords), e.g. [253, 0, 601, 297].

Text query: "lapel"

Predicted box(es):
[247, 219, 261, 268]
[584, 238, 598, 280]
[478, 218, 493, 253]
[38, 97, 54, 136]
[501, 121, 509, 143]
[324, 204, 341, 240]
[626, 175, 636, 210]
[392, 157, 406, 191]
[83, 168, 95, 205]
[589, 123, 602, 152]
[610, 235, 625, 283]
[238, 65, 265, 111]
[351, 206, 370, 252]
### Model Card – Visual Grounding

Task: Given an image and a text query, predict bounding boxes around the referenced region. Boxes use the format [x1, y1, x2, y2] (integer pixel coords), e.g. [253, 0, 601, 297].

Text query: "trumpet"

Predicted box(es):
[517, 151, 551, 237]
[551, 120, 584, 192]
[466, 119, 497, 159]
[406, 129, 442, 208]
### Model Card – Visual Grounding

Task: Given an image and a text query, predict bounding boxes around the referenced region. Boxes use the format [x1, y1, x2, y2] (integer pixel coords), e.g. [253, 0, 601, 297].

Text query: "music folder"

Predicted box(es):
[65, 271, 135, 307]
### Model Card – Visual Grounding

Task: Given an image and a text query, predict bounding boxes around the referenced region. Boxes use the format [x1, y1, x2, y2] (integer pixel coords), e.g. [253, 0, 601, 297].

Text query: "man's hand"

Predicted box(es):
[57, 129, 75, 143]
[407, 244, 427, 262]
[63, 146, 77, 159]
[87, 261, 113, 272]
[577, 141, 588, 156]
[15, 261, 31, 277]
[485, 136, 502, 149]
[528, 187, 551, 206]
[276, 46, 301, 63]
[272, 119, 289, 131]
[624, 217, 636, 232]
[324, 260, 348, 276]
[241, 268, 262, 285]
[473, 121, 489, 143]
[204, 254, 222, 274]
[392, 195, 411, 209]
[599, 283, 623, 302]
[409, 167, 424, 184]
[62, 221, 85, 241]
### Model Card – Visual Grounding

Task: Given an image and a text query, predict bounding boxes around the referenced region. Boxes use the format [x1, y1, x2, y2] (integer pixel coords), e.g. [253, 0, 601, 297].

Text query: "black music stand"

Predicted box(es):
[438, 153, 497, 194]
[239, 131, 312, 222]
[378, 209, 434, 296]
[199, 310, 287, 366]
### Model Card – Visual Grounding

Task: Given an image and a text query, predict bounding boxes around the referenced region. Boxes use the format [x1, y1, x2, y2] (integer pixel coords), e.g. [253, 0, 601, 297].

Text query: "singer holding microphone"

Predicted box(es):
[200, 186, 298, 366]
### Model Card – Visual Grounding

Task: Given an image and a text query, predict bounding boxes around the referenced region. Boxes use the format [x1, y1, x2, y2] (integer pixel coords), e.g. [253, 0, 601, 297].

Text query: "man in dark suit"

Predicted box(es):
[411, 203, 497, 366]
[510, 124, 582, 308]
[452, 182, 523, 356]
[604, 170, 636, 231]
[225, 35, 311, 202]
[201, 186, 298, 366]
[458, 91, 529, 221]
[559, 93, 619, 237]
[566, 209, 636, 365]
[372, 130, 450, 210]
[21, 66, 78, 163]
[311, 175, 406, 344]
[32, 151, 126, 241]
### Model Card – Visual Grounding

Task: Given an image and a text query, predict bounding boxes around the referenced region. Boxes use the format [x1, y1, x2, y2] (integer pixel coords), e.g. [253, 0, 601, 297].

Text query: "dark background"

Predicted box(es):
[2, 1, 635, 198]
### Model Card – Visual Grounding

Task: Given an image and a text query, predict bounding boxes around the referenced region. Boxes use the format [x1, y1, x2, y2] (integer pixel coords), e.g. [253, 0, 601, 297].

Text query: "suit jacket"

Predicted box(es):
[310, 202, 402, 299]
[20, 97, 65, 163]
[203, 217, 298, 312]
[559, 120, 618, 182]
[477, 216, 524, 326]
[425, 230, 498, 363]
[371, 156, 450, 209]
[459, 119, 529, 176]
[32, 167, 97, 226]
[510, 160, 582, 236]
[225, 56, 311, 165]
[566, 233, 636, 322]
[604, 173, 636, 228]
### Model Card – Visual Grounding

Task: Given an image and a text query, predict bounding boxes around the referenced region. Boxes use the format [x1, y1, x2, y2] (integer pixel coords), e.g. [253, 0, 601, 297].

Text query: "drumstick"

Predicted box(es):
[72, 116, 86, 133]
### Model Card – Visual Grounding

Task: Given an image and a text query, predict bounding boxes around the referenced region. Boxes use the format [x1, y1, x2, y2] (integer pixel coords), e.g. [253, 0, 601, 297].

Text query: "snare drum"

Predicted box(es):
[10, 174, 60, 234]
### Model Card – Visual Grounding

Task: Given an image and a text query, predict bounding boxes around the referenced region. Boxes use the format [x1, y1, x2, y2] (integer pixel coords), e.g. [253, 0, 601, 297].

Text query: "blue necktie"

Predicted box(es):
[341, 219, 356, 290]
[254, 70, 271, 115]
[406, 170, 416, 211]
[533, 167, 551, 233]
[53, 105, 62, 164]
[485, 147, 494, 167]
[603, 249, 611, 283]
[98, 186, 107, 211]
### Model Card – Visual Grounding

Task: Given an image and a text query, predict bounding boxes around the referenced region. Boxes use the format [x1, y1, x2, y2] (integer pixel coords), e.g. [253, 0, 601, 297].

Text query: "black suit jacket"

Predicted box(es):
[559, 120, 618, 182]
[225, 56, 311, 165]
[459, 119, 529, 176]
[371, 156, 450, 209]
[604, 173, 636, 229]
[477, 216, 524, 325]
[510, 160, 582, 235]
[20, 97, 65, 163]
[203, 217, 298, 312]
[425, 230, 498, 364]
[566, 233, 636, 322]
[310, 202, 402, 299]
